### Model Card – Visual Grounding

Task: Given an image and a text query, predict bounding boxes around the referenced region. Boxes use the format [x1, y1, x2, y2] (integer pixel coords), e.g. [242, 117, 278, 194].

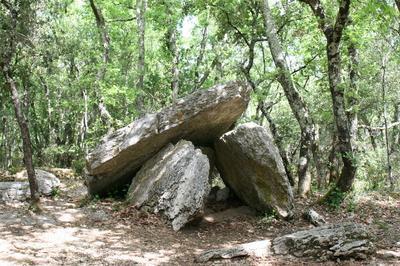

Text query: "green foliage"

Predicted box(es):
[0, 0, 399, 205]
[258, 209, 277, 226]
[324, 186, 347, 210]
[50, 187, 61, 198]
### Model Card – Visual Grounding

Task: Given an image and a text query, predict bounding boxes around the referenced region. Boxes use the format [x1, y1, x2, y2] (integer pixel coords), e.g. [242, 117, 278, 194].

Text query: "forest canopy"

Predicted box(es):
[1, 0, 400, 203]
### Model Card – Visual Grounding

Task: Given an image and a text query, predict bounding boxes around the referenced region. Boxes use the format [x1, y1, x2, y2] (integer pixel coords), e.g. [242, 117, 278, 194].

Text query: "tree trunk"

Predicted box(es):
[390, 101, 400, 154]
[328, 132, 340, 184]
[381, 55, 394, 188]
[2, 68, 40, 205]
[300, 0, 357, 203]
[259, 101, 295, 186]
[89, 0, 113, 127]
[135, 0, 146, 112]
[262, 0, 325, 193]
[298, 134, 311, 197]
[347, 40, 359, 148]
[169, 26, 180, 103]
[194, 25, 208, 90]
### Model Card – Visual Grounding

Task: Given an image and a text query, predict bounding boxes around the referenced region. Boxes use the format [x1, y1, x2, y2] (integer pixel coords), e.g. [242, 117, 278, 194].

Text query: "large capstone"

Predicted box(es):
[86, 81, 251, 196]
[127, 140, 210, 231]
[214, 122, 293, 218]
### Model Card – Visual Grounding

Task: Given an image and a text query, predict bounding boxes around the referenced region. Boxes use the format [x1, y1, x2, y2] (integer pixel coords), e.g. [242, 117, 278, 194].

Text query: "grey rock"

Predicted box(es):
[303, 208, 326, 226]
[127, 140, 210, 231]
[197, 222, 374, 262]
[0, 182, 30, 202]
[216, 187, 230, 202]
[1, 170, 60, 202]
[86, 81, 251, 196]
[376, 249, 400, 259]
[273, 222, 374, 259]
[196, 240, 272, 263]
[214, 122, 293, 218]
[14, 169, 61, 195]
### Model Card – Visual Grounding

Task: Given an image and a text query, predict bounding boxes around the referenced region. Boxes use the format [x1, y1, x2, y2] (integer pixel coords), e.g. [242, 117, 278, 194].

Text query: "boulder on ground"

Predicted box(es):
[196, 222, 374, 262]
[0, 182, 30, 202]
[14, 169, 61, 195]
[214, 122, 293, 218]
[273, 222, 374, 259]
[86, 81, 251, 196]
[303, 208, 326, 226]
[127, 140, 210, 231]
[1, 169, 61, 202]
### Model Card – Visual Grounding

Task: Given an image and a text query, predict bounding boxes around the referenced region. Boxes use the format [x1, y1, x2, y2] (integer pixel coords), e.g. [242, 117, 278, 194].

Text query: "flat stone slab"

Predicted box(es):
[86, 81, 251, 196]
[196, 222, 374, 262]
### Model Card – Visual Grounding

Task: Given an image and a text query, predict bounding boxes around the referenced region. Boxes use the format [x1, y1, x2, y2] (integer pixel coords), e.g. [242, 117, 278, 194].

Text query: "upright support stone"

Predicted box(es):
[127, 140, 210, 231]
[215, 122, 294, 218]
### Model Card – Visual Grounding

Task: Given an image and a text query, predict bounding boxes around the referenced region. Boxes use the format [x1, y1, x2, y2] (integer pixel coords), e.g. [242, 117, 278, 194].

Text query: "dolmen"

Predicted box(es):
[85, 81, 294, 230]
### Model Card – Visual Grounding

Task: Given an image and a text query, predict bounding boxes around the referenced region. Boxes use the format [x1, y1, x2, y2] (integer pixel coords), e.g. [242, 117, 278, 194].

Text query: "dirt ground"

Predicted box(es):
[0, 172, 399, 265]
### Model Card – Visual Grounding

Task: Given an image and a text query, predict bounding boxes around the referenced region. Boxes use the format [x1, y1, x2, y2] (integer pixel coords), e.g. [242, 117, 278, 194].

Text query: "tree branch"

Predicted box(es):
[108, 17, 135, 23]
[333, 0, 351, 42]
[298, 0, 332, 36]
[291, 53, 319, 75]
[358, 122, 400, 131]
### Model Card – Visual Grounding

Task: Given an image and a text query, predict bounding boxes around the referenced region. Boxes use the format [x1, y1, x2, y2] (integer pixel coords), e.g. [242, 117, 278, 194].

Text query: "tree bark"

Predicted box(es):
[297, 135, 311, 197]
[381, 55, 394, 189]
[0, 0, 40, 207]
[168, 26, 180, 103]
[262, 0, 325, 194]
[2, 68, 40, 204]
[135, 0, 146, 111]
[194, 25, 208, 90]
[89, 0, 113, 127]
[300, 0, 357, 202]
[390, 101, 400, 154]
[347, 40, 358, 148]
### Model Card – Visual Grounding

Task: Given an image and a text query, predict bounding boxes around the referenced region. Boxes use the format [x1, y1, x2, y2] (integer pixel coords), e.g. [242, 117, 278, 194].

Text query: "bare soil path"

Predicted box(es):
[1, 175, 399, 265]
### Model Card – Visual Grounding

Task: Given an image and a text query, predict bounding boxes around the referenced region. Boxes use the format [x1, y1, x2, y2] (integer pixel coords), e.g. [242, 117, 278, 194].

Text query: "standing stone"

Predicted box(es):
[86, 82, 251, 196]
[214, 122, 293, 218]
[127, 140, 210, 231]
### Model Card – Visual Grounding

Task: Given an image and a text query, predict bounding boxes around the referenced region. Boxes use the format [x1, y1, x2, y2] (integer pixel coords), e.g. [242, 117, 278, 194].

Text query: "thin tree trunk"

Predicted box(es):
[194, 25, 208, 90]
[300, 0, 357, 203]
[390, 101, 400, 154]
[89, 0, 113, 127]
[1, 0, 40, 209]
[169, 26, 180, 103]
[381, 55, 394, 189]
[259, 101, 295, 186]
[347, 40, 358, 148]
[262, 0, 325, 194]
[328, 132, 340, 184]
[298, 135, 311, 197]
[135, 0, 146, 111]
[2, 68, 40, 205]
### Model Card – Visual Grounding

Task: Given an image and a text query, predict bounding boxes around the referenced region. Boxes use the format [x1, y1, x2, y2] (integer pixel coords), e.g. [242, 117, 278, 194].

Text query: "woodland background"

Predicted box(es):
[1, 0, 400, 203]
